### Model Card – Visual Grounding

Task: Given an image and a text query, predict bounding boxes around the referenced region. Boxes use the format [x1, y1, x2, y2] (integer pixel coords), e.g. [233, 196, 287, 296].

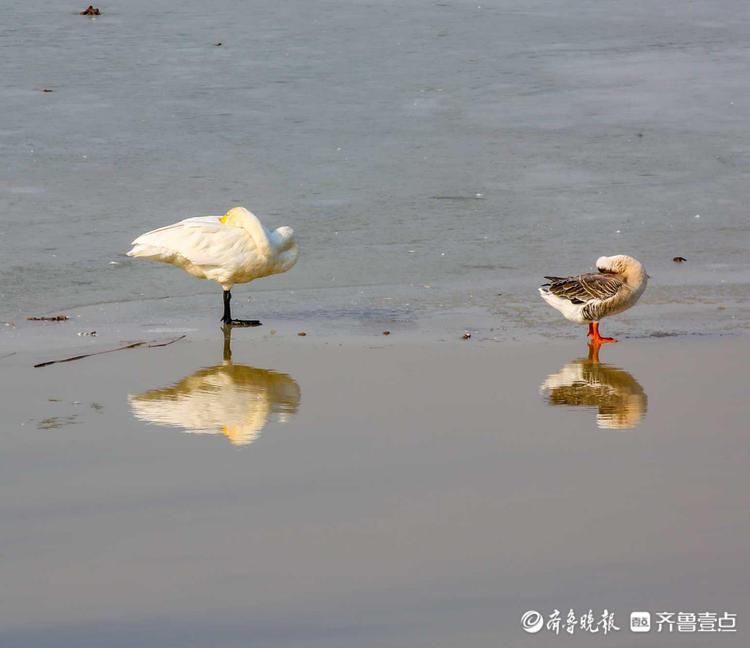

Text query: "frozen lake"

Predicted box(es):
[1, 0, 749, 339]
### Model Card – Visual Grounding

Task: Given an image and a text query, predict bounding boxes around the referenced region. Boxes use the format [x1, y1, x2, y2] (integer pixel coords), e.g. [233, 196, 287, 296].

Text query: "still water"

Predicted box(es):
[1, 335, 748, 647]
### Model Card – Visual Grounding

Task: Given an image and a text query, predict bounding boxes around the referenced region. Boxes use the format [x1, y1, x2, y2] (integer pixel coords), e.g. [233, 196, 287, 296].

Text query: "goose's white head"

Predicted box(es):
[596, 254, 648, 290]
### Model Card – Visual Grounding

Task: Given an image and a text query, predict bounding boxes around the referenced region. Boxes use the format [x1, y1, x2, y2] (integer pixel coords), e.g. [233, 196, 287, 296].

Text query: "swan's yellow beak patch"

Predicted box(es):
[220, 207, 245, 226]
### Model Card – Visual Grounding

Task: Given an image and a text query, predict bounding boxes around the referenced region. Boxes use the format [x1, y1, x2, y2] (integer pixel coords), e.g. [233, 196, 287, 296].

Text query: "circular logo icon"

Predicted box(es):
[521, 610, 544, 634]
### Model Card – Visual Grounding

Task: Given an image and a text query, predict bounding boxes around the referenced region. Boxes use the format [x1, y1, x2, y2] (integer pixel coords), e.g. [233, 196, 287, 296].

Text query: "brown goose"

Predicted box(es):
[539, 255, 648, 343]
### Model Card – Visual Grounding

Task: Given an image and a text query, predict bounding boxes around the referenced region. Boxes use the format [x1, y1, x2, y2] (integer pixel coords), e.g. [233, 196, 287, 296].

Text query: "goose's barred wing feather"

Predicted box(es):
[542, 273, 623, 304]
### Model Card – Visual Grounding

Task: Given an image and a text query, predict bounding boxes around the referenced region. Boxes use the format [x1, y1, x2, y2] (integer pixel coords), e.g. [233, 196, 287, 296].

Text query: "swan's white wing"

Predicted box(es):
[128, 216, 257, 274]
[132, 216, 222, 239]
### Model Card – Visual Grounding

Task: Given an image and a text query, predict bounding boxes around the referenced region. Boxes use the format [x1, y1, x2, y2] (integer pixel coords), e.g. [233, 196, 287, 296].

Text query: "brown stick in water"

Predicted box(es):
[34, 335, 186, 368]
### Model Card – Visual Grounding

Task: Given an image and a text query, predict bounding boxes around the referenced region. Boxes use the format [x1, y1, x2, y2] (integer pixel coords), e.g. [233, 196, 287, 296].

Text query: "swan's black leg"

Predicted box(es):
[221, 290, 232, 324]
[220, 289, 261, 327]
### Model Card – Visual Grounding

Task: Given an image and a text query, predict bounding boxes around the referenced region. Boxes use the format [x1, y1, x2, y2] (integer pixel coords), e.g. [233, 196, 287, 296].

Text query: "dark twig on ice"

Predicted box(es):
[27, 315, 69, 321]
[34, 335, 186, 368]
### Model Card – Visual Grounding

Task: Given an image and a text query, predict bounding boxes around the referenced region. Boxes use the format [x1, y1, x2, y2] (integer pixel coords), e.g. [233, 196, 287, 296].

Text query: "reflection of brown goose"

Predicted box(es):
[129, 331, 300, 445]
[540, 344, 647, 429]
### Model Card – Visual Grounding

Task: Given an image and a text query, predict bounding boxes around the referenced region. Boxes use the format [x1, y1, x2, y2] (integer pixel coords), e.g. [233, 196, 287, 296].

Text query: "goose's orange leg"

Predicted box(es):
[588, 321, 617, 344]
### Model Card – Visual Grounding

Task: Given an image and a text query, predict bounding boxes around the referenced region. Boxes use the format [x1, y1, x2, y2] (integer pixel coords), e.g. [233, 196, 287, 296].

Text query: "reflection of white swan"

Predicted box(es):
[127, 206, 298, 326]
[540, 344, 647, 429]
[129, 359, 300, 446]
[539, 254, 648, 343]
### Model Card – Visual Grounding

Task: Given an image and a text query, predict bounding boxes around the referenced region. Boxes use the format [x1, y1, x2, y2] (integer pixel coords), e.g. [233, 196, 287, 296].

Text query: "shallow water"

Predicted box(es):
[1, 0, 749, 340]
[1, 335, 748, 647]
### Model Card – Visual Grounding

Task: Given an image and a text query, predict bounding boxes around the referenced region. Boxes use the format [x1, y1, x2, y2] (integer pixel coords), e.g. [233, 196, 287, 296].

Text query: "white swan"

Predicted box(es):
[127, 206, 298, 326]
[539, 254, 648, 343]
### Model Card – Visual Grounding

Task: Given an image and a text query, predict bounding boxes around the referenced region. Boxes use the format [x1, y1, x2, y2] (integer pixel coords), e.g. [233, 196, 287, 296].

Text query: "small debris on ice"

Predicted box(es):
[27, 315, 69, 322]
